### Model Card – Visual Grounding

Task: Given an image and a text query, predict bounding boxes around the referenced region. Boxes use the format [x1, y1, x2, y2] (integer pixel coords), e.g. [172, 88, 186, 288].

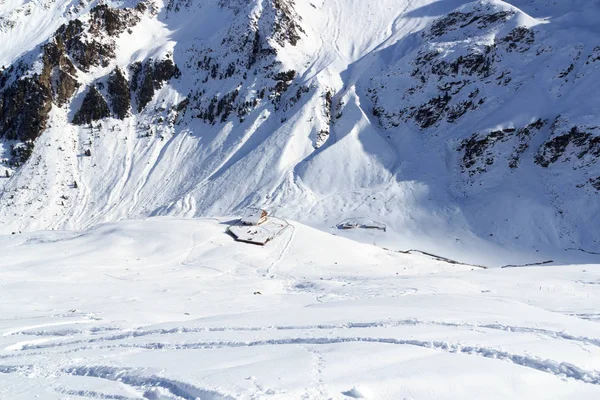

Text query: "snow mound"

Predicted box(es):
[343, 385, 374, 399]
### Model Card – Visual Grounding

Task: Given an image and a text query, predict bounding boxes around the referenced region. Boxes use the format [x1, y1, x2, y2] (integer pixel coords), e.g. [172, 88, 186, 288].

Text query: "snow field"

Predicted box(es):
[0, 218, 599, 399]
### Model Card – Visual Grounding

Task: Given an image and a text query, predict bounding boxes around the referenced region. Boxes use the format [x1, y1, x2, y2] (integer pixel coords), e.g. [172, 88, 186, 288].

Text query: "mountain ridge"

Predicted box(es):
[0, 0, 599, 265]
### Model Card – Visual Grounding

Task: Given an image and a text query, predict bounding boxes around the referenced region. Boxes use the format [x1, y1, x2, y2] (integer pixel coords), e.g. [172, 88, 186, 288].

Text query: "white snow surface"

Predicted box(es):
[1, 1, 600, 396]
[1, 217, 600, 399]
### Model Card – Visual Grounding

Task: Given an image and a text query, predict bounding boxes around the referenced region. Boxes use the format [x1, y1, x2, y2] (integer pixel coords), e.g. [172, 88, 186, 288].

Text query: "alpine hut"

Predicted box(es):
[241, 208, 268, 226]
[228, 208, 289, 246]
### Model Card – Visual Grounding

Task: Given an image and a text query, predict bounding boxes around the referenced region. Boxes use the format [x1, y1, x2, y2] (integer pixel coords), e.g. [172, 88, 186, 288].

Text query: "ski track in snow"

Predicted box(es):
[96, 338, 599, 386]
[61, 366, 235, 400]
[7, 318, 600, 350]
[264, 221, 295, 277]
[3, 319, 600, 387]
[55, 389, 139, 400]
[3, 335, 600, 388]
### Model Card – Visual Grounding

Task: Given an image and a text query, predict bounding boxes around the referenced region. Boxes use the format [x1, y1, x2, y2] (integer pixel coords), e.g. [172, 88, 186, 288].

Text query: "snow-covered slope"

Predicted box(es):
[1, 218, 600, 399]
[1, 0, 600, 265]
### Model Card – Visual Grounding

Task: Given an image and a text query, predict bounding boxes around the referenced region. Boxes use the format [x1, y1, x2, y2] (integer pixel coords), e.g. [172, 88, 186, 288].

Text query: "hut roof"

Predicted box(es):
[241, 208, 267, 225]
[228, 217, 288, 245]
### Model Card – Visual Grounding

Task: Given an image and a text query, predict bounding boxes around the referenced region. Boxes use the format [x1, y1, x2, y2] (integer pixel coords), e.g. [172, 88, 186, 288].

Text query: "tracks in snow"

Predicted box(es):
[4, 334, 600, 388]
[78, 337, 599, 386]
[61, 366, 234, 400]
[8, 318, 600, 351]
[300, 344, 327, 399]
[264, 221, 295, 277]
[2, 317, 600, 387]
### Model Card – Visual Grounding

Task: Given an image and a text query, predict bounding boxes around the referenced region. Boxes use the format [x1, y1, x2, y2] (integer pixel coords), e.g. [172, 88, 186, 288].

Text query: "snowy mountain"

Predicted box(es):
[2, 2, 600, 398]
[1, 0, 600, 264]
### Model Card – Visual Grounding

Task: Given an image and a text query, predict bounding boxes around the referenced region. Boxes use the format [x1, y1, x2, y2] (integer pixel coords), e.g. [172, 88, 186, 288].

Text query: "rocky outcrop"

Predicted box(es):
[107, 67, 131, 119]
[179, 0, 307, 127]
[8, 141, 35, 167]
[270, 0, 304, 46]
[0, 31, 80, 142]
[0, 78, 52, 141]
[72, 86, 111, 125]
[131, 58, 181, 112]
[219, 0, 304, 47]
[535, 124, 600, 168]
[61, 5, 143, 72]
[429, 7, 513, 38]
[501, 27, 535, 53]
[460, 119, 546, 175]
[0, 2, 146, 159]
[40, 38, 80, 106]
[0, 0, 293, 172]
[367, 3, 536, 130]
[89, 4, 145, 37]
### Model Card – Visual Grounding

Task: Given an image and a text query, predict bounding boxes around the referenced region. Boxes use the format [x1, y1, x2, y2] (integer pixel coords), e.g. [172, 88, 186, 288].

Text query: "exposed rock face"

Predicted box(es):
[107, 67, 131, 119]
[0, 78, 52, 141]
[136, 65, 155, 112]
[429, 7, 514, 38]
[459, 114, 600, 191]
[61, 5, 143, 72]
[314, 89, 333, 149]
[9, 141, 35, 167]
[270, 0, 304, 46]
[461, 119, 546, 175]
[153, 58, 181, 83]
[367, 2, 535, 130]
[0, 32, 80, 142]
[363, 0, 600, 199]
[72, 86, 111, 125]
[178, 0, 308, 128]
[0, 2, 150, 167]
[535, 123, 600, 168]
[131, 59, 181, 112]
[41, 38, 80, 106]
[501, 27, 535, 53]
[0, 3, 144, 144]
[197, 89, 239, 124]
[218, 0, 304, 47]
[89, 4, 144, 37]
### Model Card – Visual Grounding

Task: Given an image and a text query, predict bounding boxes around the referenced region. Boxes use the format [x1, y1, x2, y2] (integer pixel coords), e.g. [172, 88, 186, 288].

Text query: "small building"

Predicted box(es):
[241, 208, 268, 226]
[337, 217, 386, 232]
[228, 210, 289, 246]
[338, 220, 359, 230]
